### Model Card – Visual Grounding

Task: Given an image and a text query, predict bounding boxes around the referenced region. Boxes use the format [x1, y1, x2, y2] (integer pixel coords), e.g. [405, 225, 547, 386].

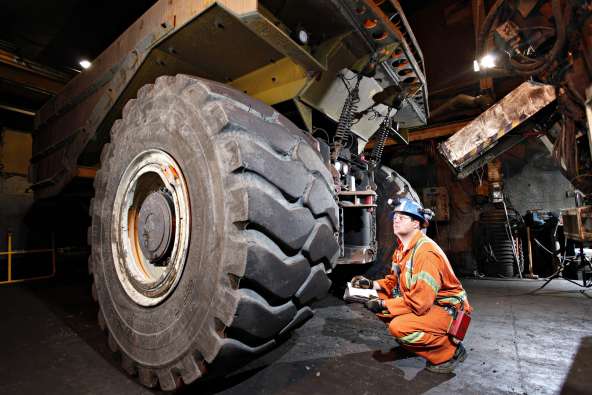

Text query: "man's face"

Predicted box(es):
[392, 212, 420, 237]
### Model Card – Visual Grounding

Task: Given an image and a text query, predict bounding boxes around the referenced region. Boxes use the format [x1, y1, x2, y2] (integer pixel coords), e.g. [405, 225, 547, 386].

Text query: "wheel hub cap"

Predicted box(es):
[138, 189, 174, 265]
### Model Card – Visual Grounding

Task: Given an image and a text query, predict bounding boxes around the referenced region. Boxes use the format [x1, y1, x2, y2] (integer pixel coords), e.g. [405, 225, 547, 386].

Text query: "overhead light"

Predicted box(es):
[297, 29, 309, 45]
[79, 59, 91, 69]
[473, 54, 496, 72]
[342, 163, 349, 175]
[291, 28, 309, 45]
[480, 54, 496, 68]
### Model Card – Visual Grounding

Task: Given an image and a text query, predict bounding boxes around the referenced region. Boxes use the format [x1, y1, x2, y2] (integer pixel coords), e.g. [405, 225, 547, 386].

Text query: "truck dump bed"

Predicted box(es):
[31, 0, 428, 198]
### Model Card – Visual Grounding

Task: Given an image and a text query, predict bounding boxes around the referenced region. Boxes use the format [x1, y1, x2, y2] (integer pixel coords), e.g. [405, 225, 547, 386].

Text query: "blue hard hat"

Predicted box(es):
[388, 197, 427, 224]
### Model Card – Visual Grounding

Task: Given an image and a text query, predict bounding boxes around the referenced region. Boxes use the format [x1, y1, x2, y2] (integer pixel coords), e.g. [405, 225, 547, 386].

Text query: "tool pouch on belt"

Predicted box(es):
[391, 264, 401, 298]
[440, 297, 471, 341]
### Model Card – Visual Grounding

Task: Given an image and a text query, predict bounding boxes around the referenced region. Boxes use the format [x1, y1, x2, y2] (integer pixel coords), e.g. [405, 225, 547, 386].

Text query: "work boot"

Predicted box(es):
[425, 343, 467, 374]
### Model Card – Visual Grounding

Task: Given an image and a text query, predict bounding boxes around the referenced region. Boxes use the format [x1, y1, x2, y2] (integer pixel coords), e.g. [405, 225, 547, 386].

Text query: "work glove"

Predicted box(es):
[351, 275, 373, 289]
[365, 297, 384, 313]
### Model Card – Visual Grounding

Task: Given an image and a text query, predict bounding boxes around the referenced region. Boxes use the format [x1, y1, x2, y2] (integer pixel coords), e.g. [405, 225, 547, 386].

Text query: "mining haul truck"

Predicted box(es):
[30, 0, 428, 390]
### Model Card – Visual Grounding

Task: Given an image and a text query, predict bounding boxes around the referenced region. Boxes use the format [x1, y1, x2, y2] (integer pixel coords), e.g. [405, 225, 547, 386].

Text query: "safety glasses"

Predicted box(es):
[389, 212, 413, 222]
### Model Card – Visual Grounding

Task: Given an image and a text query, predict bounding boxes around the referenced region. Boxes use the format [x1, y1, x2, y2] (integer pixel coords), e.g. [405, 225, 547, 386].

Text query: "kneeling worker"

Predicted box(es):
[352, 198, 472, 373]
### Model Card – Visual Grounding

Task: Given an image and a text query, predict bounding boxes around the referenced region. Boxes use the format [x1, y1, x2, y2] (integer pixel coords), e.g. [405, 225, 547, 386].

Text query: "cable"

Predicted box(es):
[506, 0, 567, 76]
[534, 237, 557, 256]
[478, 0, 568, 77]
[338, 73, 353, 95]
[477, 0, 506, 60]
[332, 74, 362, 161]
[312, 127, 330, 143]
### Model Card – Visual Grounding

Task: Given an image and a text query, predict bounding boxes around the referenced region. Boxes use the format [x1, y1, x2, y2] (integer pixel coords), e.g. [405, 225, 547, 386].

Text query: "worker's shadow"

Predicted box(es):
[317, 313, 455, 392]
[372, 346, 416, 362]
[370, 348, 458, 392]
[193, 348, 454, 395]
[320, 308, 397, 349]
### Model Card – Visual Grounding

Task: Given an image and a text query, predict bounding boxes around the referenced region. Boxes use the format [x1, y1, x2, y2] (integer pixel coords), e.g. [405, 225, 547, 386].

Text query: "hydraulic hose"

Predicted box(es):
[507, 0, 566, 75]
[477, 0, 506, 60]
[478, 0, 568, 77]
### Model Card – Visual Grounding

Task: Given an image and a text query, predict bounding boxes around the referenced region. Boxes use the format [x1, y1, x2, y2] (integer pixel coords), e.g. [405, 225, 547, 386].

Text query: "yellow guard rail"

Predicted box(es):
[0, 232, 56, 285]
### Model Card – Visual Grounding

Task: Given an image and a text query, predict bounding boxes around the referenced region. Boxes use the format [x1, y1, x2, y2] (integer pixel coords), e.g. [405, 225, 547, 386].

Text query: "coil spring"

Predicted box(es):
[331, 75, 362, 161]
[368, 114, 391, 167]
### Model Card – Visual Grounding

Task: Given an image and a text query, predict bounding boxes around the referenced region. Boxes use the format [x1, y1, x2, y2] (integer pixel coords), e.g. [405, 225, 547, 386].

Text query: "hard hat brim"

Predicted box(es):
[393, 210, 426, 224]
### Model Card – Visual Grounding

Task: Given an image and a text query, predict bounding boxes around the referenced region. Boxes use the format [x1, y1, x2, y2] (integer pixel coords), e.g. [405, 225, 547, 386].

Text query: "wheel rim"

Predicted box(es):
[112, 149, 191, 306]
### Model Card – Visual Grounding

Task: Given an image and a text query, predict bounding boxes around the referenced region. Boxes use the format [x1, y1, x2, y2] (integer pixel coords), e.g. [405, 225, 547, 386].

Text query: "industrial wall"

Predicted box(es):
[503, 138, 573, 215]
[0, 128, 33, 251]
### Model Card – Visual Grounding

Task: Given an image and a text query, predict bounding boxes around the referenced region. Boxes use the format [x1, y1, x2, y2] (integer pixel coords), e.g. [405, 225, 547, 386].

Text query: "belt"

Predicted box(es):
[442, 305, 457, 318]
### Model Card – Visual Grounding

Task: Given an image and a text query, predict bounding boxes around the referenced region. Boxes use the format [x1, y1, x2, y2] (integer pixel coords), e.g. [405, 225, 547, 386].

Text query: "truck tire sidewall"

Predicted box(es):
[372, 166, 421, 277]
[93, 97, 224, 365]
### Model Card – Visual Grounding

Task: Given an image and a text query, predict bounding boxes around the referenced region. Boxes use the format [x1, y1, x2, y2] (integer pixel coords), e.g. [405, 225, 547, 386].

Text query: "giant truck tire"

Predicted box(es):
[368, 166, 421, 278]
[88, 74, 340, 391]
[478, 208, 517, 277]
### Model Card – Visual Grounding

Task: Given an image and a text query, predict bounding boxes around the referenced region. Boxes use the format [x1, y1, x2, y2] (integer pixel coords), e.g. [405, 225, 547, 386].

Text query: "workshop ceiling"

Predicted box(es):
[0, 0, 157, 130]
[0, 0, 157, 71]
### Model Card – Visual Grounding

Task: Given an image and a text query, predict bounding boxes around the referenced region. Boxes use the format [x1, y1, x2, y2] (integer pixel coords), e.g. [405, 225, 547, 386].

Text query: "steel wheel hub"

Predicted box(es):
[112, 149, 191, 306]
[137, 189, 174, 265]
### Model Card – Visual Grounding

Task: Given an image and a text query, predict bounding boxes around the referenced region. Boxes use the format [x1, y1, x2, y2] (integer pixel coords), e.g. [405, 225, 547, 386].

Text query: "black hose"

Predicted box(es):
[477, 0, 506, 59]
[507, 0, 566, 75]
[478, 0, 568, 77]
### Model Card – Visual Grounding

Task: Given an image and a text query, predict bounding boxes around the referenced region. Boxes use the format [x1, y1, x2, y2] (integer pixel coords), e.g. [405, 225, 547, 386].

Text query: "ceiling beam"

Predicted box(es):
[365, 120, 471, 148]
[0, 103, 36, 116]
[0, 49, 70, 95]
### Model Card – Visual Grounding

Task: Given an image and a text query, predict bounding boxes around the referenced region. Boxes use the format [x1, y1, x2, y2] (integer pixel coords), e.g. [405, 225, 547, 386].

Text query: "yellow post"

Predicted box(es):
[7, 232, 12, 282]
[0, 231, 57, 285]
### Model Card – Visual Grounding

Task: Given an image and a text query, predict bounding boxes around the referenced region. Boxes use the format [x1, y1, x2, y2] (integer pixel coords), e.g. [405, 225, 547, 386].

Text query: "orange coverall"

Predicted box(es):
[376, 230, 473, 364]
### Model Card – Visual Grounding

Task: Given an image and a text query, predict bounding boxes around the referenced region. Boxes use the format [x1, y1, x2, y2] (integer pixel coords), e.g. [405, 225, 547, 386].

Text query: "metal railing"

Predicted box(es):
[0, 232, 56, 285]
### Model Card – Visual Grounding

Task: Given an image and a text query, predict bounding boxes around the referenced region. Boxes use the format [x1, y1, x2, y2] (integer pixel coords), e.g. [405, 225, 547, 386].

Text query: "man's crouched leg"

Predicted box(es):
[425, 342, 467, 373]
[387, 307, 466, 373]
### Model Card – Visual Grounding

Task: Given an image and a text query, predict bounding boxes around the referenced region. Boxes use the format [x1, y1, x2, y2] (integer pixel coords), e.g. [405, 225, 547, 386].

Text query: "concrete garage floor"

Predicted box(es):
[1, 268, 591, 395]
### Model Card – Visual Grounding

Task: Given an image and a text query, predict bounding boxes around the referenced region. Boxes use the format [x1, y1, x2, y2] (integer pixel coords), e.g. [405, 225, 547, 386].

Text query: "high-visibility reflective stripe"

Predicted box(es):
[437, 297, 458, 304]
[405, 238, 429, 289]
[411, 271, 440, 294]
[437, 290, 466, 305]
[398, 331, 425, 344]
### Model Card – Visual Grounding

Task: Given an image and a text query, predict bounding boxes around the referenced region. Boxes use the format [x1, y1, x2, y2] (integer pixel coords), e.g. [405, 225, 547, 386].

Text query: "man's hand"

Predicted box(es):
[365, 298, 384, 313]
[351, 275, 373, 289]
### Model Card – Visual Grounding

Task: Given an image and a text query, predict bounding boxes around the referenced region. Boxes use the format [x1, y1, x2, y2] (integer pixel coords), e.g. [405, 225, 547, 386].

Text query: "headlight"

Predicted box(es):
[297, 29, 309, 45]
